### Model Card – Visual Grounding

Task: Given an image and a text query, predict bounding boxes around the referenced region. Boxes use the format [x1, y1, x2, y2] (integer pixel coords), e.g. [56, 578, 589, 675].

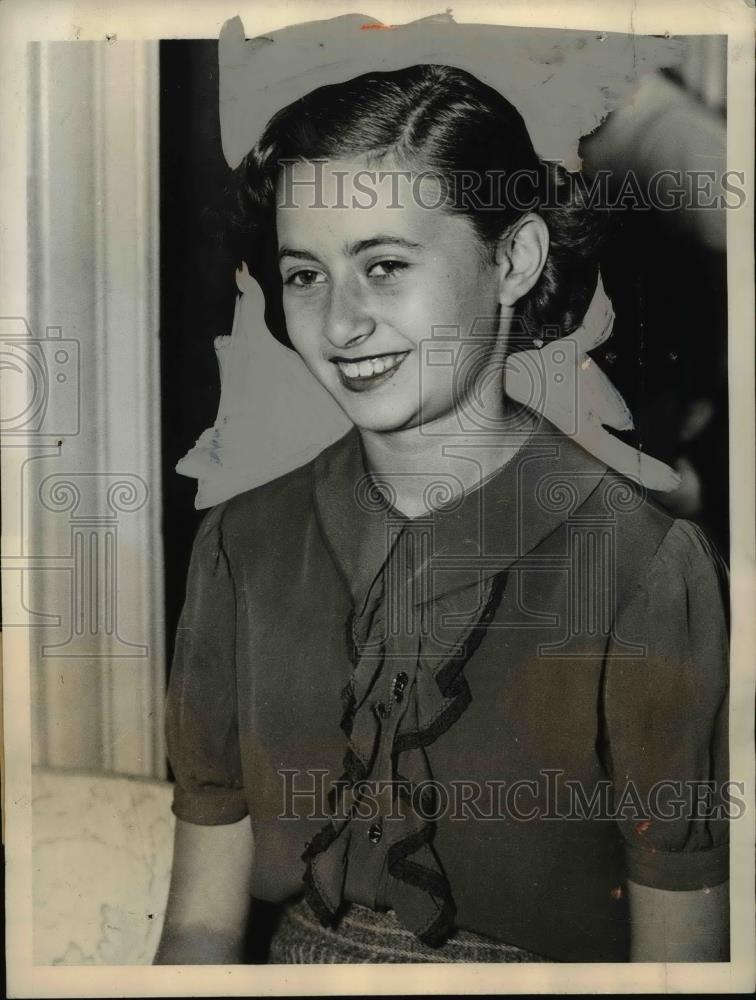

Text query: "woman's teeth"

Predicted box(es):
[336, 353, 406, 379]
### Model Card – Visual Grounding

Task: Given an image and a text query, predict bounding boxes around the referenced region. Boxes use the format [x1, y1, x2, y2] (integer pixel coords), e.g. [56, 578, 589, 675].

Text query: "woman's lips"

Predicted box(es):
[332, 351, 410, 392]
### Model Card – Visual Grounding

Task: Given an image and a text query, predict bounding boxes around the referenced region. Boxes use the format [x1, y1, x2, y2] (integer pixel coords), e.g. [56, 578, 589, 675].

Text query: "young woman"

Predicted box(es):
[154, 53, 729, 965]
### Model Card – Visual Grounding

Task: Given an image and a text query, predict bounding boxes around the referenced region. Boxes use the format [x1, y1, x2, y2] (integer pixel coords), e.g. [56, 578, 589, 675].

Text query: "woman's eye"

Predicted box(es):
[285, 269, 327, 288]
[368, 260, 410, 281]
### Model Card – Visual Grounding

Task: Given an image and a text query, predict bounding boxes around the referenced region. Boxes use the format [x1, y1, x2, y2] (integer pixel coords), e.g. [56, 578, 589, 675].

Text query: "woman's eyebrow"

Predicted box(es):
[345, 236, 424, 255]
[278, 236, 423, 261]
[278, 247, 321, 262]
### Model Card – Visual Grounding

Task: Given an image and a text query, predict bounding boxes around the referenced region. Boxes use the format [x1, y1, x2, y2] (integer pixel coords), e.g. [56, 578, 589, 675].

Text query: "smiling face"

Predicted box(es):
[276, 156, 507, 435]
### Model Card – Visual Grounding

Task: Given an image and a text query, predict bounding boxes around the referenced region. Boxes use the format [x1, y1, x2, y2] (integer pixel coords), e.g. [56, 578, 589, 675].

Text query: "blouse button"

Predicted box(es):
[368, 822, 383, 845]
[392, 672, 409, 701]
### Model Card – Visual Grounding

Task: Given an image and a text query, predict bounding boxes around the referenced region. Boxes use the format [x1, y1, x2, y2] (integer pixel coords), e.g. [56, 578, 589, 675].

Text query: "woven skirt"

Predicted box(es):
[267, 896, 551, 964]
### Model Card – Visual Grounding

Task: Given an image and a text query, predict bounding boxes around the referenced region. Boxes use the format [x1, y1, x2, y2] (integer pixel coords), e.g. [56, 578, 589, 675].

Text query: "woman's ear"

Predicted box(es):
[495, 213, 550, 308]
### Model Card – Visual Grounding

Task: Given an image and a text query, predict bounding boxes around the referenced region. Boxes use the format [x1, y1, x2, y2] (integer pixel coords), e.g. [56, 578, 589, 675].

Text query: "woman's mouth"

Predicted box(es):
[332, 351, 409, 392]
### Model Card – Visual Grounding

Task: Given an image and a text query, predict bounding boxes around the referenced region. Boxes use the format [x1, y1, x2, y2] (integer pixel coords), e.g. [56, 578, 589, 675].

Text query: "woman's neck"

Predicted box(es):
[359, 394, 538, 519]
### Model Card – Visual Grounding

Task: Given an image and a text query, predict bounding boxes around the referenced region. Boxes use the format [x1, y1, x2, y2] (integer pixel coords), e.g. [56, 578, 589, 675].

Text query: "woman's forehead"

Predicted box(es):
[276, 155, 461, 247]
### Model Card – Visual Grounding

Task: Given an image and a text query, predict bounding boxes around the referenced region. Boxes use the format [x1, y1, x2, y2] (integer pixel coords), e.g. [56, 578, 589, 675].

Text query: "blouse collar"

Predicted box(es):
[312, 414, 610, 612]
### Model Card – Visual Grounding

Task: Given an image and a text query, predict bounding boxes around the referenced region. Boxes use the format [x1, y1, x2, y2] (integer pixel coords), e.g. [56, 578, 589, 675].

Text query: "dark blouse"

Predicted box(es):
[165, 422, 729, 962]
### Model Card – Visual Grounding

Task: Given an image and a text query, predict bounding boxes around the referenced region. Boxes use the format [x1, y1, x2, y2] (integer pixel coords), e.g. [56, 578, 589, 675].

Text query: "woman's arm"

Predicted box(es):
[154, 816, 254, 964]
[628, 879, 730, 962]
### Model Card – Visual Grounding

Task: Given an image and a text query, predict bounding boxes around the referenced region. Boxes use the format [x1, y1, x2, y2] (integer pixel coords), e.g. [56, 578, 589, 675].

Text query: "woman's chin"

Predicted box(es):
[343, 404, 421, 435]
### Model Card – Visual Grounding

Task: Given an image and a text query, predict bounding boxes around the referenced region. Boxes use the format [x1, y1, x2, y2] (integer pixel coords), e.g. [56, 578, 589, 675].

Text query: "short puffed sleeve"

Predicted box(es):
[603, 518, 729, 890]
[164, 503, 249, 825]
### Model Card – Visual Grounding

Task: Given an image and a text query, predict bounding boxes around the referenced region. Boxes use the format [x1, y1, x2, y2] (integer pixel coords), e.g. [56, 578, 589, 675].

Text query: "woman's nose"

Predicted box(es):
[325, 279, 376, 350]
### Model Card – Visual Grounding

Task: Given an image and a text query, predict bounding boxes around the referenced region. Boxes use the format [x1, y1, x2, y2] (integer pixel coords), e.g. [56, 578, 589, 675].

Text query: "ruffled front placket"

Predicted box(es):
[303, 514, 510, 945]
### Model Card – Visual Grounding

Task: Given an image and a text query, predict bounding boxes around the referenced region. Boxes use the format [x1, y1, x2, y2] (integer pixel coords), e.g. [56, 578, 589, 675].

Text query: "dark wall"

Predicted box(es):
[598, 211, 729, 554]
[160, 40, 238, 666]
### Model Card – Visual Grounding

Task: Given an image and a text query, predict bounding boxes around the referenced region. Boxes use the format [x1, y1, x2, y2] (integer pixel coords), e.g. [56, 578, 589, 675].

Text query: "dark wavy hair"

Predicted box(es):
[228, 63, 606, 348]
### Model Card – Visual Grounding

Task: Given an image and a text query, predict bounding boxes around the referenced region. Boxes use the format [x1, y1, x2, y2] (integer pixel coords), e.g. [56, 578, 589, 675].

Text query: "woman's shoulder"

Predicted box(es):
[610, 507, 730, 648]
[641, 516, 730, 621]
[596, 466, 728, 583]
[580, 460, 721, 558]
[194, 430, 353, 550]
[648, 517, 728, 577]
[543, 429, 676, 547]
[571, 461, 728, 604]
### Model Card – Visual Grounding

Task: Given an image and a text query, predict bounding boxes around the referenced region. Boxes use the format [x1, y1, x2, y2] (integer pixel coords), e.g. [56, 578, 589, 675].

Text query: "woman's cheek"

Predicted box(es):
[396, 290, 440, 346]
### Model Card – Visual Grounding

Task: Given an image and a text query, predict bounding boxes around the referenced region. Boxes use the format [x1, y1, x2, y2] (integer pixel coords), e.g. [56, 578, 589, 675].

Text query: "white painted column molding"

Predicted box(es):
[24, 40, 165, 778]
